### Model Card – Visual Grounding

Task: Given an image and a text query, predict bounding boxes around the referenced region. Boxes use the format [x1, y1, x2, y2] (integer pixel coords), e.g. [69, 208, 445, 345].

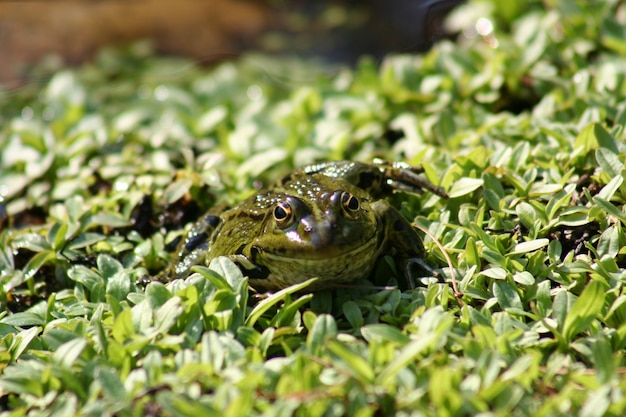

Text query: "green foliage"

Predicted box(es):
[2, 1, 626, 415]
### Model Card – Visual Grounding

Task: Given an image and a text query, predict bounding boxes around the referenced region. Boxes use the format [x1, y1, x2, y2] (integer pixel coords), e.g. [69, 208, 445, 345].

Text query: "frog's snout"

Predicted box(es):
[302, 213, 360, 249]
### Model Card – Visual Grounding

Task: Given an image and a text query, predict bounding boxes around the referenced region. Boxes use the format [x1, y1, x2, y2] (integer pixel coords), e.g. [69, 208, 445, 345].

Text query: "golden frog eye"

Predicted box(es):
[273, 201, 293, 228]
[341, 191, 360, 213]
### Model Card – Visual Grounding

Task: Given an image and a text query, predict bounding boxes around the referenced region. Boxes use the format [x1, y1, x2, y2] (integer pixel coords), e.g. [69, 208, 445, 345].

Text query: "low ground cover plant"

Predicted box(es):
[1, 1, 626, 415]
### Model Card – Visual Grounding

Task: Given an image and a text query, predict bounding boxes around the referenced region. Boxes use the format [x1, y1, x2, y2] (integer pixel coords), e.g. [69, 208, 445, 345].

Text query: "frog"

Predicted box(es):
[172, 160, 448, 290]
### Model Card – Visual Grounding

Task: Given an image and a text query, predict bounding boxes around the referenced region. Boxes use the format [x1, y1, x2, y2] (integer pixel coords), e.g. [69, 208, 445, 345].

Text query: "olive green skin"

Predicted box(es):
[174, 161, 447, 290]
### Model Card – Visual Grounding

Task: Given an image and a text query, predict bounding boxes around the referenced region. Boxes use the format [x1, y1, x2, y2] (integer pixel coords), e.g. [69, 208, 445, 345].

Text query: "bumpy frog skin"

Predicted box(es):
[173, 160, 447, 290]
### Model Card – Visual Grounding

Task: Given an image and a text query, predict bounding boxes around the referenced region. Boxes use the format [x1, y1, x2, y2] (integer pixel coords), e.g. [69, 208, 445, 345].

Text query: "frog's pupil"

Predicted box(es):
[274, 204, 289, 221]
[341, 192, 359, 211]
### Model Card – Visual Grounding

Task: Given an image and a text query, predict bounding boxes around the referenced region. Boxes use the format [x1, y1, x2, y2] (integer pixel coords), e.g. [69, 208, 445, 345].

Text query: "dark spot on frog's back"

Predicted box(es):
[393, 220, 405, 231]
[358, 171, 376, 190]
[204, 214, 221, 228]
[279, 172, 294, 185]
[184, 233, 209, 252]
[235, 211, 265, 221]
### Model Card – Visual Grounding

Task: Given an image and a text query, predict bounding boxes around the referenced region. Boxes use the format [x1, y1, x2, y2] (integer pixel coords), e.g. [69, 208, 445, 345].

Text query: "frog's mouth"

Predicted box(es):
[259, 230, 381, 262]
[245, 233, 383, 290]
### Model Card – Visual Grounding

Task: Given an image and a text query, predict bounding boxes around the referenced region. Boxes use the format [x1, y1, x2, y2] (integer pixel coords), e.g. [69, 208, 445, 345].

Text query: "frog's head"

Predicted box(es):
[236, 176, 384, 289]
[257, 187, 379, 257]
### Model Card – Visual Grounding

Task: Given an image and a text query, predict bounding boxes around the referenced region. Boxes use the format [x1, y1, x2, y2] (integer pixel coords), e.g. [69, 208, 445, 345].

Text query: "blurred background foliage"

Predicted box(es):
[1, 0, 462, 86]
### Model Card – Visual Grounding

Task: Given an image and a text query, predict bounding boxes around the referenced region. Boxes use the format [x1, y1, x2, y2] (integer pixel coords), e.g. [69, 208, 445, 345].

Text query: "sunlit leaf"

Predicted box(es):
[562, 281, 606, 343]
[245, 278, 317, 327]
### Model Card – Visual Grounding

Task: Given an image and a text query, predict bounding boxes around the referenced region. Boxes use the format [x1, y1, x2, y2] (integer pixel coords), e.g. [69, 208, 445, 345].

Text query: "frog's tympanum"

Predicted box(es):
[173, 160, 447, 290]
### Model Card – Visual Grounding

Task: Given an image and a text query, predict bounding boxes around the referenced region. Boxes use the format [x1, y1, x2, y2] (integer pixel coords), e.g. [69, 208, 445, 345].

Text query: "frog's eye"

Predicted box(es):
[341, 191, 360, 213]
[273, 202, 293, 227]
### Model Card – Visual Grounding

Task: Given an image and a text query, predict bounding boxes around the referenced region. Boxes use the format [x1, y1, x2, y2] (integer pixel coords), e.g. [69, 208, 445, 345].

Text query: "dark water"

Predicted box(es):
[264, 0, 465, 63]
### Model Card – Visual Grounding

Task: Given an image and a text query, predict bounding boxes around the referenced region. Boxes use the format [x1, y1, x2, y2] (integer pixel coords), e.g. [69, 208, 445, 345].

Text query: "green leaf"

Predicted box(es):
[0, 362, 45, 397]
[596, 175, 624, 201]
[9, 327, 40, 361]
[579, 386, 612, 417]
[556, 207, 591, 227]
[270, 293, 312, 327]
[237, 148, 289, 178]
[481, 268, 507, 280]
[516, 202, 538, 230]
[501, 353, 540, 387]
[53, 338, 87, 368]
[593, 124, 619, 152]
[552, 289, 571, 330]
[591, 337, 615, 384]
[596, 148, 624, 178]
[20, 250, 56, 284]
[0, 311, 46, 327]
[196, 105, 228, 134]
[512, 271, 535, 286]
[377, 333, 436, 385]
[575, 122, 619, 153]
[597, 225, 621, 258]
[602, 17, 626, 54]
[68, 264, 104, 292]
[97, 367, 128, 406]
[593, 197, 626, 225]
[111, 308, 135, 342]
[236, 326, 261, 348]
[97, 254, 124, 278]
[89, 213, 132, 228]
[245, 278, 317, 327]
[193, 265, 235, 292]
[258, 327, 275, 356]
[562, 281, 606, 343]
[47, 222, 69, 250]
[493, 281, 523, 310]
[546, 184, 575, 220]
[361, 324, 409, 345]
[157, 391, 219, 416]
[208, 256, 245, 292]
[164, 179, 193, 204]
[511, 238, 549, 254]
[145, 282, 173, 309]
[154, 296, 183, 333]
[106, 270, 131, 302]
[67, 233, 106, 250]
[447, 177, 484, 198]
[327, 340, 375, 383]
[306, 314, 337, 355]
[342, 301, 364, 329]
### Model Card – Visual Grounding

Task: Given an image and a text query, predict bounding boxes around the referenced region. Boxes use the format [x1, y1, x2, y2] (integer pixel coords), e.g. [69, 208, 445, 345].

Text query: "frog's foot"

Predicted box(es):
[373, 159, 449, 199]
[403, 257, 445, 290]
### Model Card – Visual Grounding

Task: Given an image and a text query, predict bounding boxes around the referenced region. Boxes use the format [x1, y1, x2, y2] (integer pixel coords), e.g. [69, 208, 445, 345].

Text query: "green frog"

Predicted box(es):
[173, 160, 447, 290]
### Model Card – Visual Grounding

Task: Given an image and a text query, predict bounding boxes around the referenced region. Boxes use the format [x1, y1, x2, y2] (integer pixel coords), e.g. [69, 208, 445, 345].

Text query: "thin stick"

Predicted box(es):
[413, 224, 464, 306]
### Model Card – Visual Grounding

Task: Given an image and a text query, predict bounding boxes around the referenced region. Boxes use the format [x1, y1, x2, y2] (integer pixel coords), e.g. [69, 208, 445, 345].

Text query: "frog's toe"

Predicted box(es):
[403, 258, 444, 289]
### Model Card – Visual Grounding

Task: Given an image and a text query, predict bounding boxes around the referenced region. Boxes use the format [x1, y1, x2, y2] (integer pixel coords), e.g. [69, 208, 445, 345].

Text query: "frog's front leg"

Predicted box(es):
[374, 200, 438, 290]
[173, 214, 222, 276]
[227, 253, 271, 281]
